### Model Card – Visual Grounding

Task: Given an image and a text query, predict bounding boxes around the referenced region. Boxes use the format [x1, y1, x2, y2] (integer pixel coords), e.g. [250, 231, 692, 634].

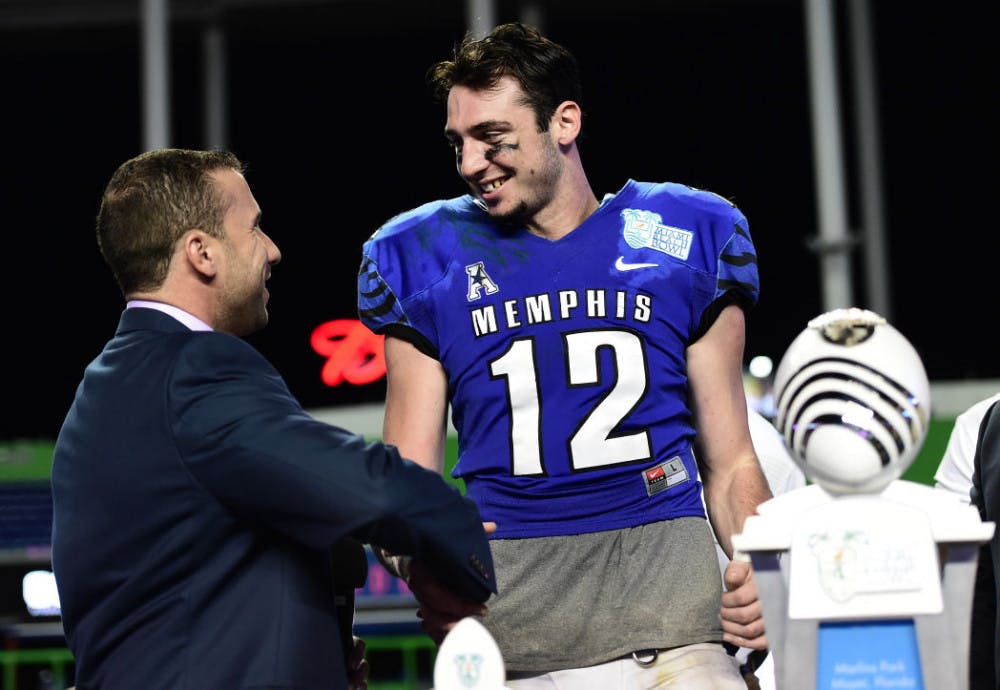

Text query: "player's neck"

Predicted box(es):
[526, 171, 598, 241]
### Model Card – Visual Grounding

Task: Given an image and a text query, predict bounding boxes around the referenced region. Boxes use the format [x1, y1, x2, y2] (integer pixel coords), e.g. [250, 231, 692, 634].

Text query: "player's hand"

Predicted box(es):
[347, 636, 369, 690]
[409, 559, 489, 646]
[720, 559, 768, 650]
[483, 521, 497, 535]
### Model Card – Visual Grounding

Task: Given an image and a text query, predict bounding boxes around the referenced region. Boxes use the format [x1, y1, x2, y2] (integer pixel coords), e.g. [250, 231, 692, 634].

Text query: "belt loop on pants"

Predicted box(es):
[631, 649, 659, 666]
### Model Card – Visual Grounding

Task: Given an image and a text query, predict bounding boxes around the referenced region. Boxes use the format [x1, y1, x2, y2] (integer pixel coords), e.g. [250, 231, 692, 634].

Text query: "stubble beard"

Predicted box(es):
[488, 135, 563, 227]
[218, 279, 269, 337]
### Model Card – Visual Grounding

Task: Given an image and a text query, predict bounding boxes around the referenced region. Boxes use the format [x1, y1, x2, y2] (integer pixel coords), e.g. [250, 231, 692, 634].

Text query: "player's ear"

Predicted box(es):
[551, 100, 582, 145]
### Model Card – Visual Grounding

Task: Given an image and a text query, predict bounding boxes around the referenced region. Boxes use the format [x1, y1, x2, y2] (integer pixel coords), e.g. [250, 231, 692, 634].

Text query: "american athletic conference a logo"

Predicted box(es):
[466, 261, 499, 301]
[621, 208, 693, 261]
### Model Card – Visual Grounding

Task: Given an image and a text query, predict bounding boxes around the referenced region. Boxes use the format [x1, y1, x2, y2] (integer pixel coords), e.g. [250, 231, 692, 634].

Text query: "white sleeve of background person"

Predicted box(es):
[711, 409, 804, 575]
[747, 409, 807, 496]
[713, 410, 804, 680]
[933, 392, 1000, 503]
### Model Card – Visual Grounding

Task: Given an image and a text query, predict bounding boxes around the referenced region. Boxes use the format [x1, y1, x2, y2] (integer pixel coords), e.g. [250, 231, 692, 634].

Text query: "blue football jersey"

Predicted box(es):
[358, 179, 759, 538]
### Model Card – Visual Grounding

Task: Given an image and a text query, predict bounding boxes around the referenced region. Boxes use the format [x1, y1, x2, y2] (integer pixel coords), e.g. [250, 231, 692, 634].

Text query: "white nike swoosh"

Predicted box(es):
[615, 256, 659, 271]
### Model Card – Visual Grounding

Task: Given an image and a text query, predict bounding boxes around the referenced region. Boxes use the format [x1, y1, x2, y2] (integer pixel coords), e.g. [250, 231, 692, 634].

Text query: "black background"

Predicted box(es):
[1, 0, 995, 441]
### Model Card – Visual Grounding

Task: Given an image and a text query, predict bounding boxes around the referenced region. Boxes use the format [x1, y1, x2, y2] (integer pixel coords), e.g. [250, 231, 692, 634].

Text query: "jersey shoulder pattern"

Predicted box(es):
[626, 180, 758, 305]
[358, 195, 486, 358]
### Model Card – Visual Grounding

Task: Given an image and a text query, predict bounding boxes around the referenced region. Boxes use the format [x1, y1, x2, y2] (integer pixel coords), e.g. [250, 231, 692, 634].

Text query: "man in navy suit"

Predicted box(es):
[51, 148, 496, 690]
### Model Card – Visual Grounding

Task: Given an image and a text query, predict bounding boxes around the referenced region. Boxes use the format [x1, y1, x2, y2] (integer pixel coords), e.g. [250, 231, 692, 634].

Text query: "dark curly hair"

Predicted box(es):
[426, 22, 584, 134]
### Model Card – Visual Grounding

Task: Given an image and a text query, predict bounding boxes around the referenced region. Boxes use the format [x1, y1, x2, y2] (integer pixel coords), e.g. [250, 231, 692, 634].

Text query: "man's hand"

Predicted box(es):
[720, 559, 768, 650]
[409, 522, 495, 646]
[347, 636, 369, 690]
[409, 559, 489, 645]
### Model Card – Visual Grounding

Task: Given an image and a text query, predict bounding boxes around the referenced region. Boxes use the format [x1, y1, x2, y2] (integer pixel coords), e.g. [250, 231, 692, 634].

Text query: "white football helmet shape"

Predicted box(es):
[772, 308, 931, 495]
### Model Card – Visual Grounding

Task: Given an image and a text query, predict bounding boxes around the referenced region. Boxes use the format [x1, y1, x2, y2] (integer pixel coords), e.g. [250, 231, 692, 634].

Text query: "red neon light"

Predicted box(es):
[310, 319, 386, 387]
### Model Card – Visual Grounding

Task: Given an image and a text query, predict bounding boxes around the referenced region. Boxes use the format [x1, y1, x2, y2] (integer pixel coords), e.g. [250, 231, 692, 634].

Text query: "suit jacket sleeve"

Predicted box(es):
[168, 332, 495, 601]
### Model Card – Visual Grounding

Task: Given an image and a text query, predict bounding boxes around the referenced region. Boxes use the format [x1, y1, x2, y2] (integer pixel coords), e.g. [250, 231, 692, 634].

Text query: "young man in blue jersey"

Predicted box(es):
[357, 22, 772, 688]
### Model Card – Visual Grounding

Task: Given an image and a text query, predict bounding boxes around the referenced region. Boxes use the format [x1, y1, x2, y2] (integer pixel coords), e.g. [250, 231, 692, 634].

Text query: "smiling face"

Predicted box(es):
[210, 168, 282, 336]
[445, 76, 564, 226]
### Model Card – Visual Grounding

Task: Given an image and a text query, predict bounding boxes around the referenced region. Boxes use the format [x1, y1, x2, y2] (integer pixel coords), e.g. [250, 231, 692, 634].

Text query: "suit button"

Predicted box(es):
[469, 554, 490, 579]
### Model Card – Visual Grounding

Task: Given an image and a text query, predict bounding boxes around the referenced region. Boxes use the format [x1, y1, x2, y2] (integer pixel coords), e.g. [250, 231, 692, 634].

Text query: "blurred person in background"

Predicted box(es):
[934, 392, 1000, 690]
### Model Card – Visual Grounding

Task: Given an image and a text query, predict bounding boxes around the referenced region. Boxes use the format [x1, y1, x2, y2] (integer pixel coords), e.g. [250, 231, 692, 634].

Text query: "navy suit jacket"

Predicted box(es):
[51, 307, 495, 690]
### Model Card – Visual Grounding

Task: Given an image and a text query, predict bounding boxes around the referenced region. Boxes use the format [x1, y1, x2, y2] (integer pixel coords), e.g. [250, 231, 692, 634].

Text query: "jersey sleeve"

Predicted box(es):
[357, 239, 439, 357]
[644, 183, 759, 341]
[717, 210, 759, 308]
[356, 201, 461, 360]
